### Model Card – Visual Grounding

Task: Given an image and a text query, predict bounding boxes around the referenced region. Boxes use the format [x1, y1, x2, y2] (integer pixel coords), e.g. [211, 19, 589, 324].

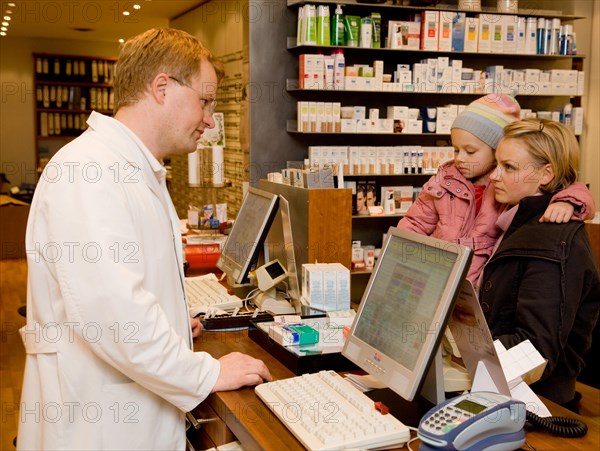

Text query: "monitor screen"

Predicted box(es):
[217, 187, 279, 285]
[342, 227, 472, 401]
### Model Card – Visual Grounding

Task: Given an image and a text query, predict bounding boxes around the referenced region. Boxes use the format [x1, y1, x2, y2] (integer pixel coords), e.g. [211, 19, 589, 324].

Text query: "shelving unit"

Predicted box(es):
[33, 53, 116, 173]
[282, 0, 585, 301]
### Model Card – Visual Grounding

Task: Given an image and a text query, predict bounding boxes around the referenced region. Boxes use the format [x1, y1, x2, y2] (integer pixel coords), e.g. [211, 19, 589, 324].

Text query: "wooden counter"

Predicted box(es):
[191, 329, 600, 450]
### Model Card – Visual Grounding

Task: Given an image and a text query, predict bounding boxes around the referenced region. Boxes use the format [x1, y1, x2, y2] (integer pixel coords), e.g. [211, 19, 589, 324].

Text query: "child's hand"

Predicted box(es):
[540, 201, 575, 223]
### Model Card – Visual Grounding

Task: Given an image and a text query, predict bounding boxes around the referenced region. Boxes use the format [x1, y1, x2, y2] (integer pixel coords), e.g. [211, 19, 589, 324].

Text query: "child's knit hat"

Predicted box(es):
[451, 94, 521, 149]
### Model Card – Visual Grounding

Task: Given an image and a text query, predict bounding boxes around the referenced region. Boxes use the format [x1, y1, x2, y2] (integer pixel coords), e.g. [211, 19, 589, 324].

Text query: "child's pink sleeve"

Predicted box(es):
[397, 177, 439, 236]
[551, 182, 596, 220]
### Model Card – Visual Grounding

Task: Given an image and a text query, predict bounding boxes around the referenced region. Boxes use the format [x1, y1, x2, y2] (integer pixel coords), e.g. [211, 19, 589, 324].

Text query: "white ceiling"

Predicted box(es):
[2, 0, 208, 43]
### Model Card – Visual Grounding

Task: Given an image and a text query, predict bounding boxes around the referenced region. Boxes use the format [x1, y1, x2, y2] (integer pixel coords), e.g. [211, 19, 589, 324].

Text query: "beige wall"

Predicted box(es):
[575, 0, 600, 210]
[170, 0, 249, 217]
[0, 38, 118, 187]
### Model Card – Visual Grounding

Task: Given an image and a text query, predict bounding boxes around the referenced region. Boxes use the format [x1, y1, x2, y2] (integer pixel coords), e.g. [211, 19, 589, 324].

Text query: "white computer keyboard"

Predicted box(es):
[255, 370, 410, 450]
[185, 274, 243, 316]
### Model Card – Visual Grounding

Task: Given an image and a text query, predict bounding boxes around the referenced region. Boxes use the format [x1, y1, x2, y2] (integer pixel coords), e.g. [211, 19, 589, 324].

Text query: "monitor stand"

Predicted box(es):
[253, 288, 296, 315]
[364, 349, 447, 428]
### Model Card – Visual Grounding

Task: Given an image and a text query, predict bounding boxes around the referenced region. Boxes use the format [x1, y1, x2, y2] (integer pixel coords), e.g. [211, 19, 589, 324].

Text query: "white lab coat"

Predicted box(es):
[18, 112, 220, 450]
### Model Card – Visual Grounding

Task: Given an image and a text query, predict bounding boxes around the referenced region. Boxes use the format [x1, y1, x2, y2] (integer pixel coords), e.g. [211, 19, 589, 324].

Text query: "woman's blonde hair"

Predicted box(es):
[501, 118, 579, 192]
[113, 28, 224, 112]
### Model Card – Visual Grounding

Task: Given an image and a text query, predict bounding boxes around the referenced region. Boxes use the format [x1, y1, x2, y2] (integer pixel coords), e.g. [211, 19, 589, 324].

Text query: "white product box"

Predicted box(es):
[407, 119, 423, 134]
[538, 82, 552, 95]
[341, 119, 356, 133]
[420, 11, 440, 50]
[315, 102, 324, 132]
[324, 102, 333, 133]
[308, 146, 321, 169]
[302, 264, 324, 310]
[438, 12, 453, 51]
[396, 185, 414, 213]
[363, 77, 376, 91]
[464, 16, 479, 52]
[379, 119, 394, 133]
[451, 59, 463, 83]
[387, 106, 410, 119]
[356, 119, 371, 133]
[490, 15, 504, 54]
[354, 105, 366, 120]
[436, 119, 453, 134]
[298, 101, 309, 132]
[577, 72, 585, 96]
[478, 14, 492, 53]
[549, 69, 568, 83]
[436, 106, 453, 121]
[525, 17, 537, 54]
[503, 15, 518, 54]
[391, 147, 403, 175]
[321, 267, 337, 311]
[367, 147, 378, 173]
[572, 107, 583, 135]
[308, 101, 317, 132]
[314, 54, 325, 89]
[388, 20, 421, 49]
[516, 16, 526, 54]
[349, 147, 360, 174]
[525, 68, 540, 82]
[345, 76, 359, 90]
[333, 102, 341, 133]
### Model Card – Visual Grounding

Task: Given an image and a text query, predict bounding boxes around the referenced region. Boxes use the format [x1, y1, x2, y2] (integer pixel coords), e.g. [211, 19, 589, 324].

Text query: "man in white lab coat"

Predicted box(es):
[18, 28, 272, 450]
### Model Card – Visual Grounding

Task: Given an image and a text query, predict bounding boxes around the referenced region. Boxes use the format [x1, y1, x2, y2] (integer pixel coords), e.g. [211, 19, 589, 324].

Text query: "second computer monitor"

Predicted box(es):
[217, 187, 279, 285]
[342, 228, 472, 402]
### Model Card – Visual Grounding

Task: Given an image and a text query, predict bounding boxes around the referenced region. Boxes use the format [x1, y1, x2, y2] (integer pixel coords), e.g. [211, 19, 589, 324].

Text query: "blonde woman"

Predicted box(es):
[480, 118, 600, 410]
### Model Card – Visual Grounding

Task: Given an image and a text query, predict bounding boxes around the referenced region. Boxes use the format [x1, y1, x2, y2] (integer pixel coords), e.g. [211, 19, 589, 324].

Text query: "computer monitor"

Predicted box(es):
[263, 195, 302, 313]
[217, 187, 279, 285]
[342, 227, 472, 403]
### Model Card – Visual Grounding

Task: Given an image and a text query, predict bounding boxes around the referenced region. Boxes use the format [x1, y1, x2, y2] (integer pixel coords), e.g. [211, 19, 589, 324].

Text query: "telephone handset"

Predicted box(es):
[418, 392, 526, 451]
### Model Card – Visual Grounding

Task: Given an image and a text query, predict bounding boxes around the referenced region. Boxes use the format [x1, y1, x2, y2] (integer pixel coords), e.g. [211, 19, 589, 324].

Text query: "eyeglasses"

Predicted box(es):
[167, 75, 217, 115]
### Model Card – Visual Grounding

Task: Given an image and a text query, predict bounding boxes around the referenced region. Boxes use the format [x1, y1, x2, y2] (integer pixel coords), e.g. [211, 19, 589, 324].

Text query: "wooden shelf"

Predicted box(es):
[34, 53, 116, 172]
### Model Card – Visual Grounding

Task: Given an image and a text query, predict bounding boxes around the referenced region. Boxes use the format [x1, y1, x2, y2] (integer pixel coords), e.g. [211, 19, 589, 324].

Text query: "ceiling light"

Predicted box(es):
[2, 21, 8, 26]
[122, 11, 130, 16]
[1, 27, 6, 31]
[5, 9, 13, 14]
[0, 31, 6, 36]
[119, 38, 125, 43]
[8, 2, 16, 6]
[3, 16, 11, 20]
[133, 4, 141, 9]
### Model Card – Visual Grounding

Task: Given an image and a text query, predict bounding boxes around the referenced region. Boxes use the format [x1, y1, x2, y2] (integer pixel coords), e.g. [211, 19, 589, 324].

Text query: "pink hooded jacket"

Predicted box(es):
[398, 161, 595, 284]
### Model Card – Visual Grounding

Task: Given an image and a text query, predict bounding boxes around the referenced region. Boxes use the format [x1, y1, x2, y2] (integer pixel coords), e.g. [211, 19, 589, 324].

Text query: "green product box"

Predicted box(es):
[286, 324, 320, 345]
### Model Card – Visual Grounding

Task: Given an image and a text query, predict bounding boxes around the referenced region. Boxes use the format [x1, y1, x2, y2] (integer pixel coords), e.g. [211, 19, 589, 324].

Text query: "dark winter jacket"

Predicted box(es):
[479, 193, 600, 405]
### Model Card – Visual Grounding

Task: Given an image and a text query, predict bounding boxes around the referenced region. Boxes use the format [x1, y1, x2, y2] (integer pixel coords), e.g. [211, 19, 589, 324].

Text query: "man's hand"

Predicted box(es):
[211, 352, 273, 392]
[190, 317, 202, 338]
[540, 201, 575, 223]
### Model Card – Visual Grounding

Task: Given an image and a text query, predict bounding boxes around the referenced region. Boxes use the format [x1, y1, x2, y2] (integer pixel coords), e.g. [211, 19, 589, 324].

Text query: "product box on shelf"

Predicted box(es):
[451, 13, 466, 52]
[388, 20, 420, 49]
[464, 17, 479, 52]
[420, 11, 439, 51]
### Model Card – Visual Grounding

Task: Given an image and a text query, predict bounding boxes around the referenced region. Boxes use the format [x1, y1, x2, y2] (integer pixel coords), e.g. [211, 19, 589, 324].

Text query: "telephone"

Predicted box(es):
[418, 391, 526, 451]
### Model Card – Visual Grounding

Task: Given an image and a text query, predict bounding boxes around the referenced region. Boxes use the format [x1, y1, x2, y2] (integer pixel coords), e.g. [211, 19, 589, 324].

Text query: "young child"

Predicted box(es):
[398, 94, 595, 285]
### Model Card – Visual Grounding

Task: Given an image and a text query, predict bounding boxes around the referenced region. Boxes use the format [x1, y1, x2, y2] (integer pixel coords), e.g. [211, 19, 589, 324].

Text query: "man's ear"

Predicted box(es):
[151, 73, 169, 103]
[540, 163, 555, 187]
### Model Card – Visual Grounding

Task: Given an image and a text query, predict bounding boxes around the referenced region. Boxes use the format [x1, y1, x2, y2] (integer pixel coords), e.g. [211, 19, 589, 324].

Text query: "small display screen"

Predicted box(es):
[454, 399, 488, 415]
[266, 261, 285, 279]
